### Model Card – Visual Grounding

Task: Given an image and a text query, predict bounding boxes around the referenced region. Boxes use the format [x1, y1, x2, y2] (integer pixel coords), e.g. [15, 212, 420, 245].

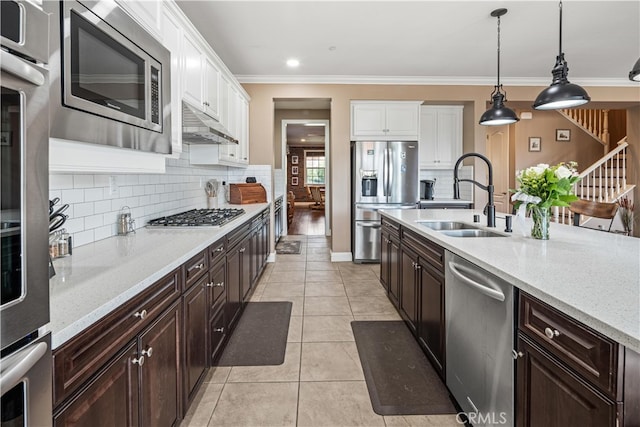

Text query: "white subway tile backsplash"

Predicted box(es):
[50, 147, 272, 248]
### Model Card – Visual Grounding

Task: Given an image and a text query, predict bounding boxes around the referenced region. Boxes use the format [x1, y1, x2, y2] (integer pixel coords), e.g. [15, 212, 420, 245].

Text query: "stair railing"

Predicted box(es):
[552, 138, 628, 224]
[560, 109, 610, 151]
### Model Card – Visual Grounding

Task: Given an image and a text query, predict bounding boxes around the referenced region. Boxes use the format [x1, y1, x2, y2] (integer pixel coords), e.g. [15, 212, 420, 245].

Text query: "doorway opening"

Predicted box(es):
[274, 98, 331, 237]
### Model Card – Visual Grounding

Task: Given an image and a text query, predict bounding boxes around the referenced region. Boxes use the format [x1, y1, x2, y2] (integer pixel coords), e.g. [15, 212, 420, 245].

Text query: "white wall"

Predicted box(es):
[49, 144, 271, 248]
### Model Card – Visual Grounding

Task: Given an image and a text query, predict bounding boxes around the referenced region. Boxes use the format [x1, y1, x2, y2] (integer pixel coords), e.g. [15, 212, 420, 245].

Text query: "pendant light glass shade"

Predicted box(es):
[534, 1, 590, 110]
[630, 57, 640, 81]
[480, 8, 519, 126]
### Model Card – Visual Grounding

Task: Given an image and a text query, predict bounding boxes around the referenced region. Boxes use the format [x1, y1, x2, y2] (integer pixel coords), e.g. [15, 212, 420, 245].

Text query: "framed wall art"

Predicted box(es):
[528, 137, 541, 152]
[556, 129, 571, 141]
[291, 177, 298, 186]
[291, 166, 298, 175]
[291, 155, 299, 164]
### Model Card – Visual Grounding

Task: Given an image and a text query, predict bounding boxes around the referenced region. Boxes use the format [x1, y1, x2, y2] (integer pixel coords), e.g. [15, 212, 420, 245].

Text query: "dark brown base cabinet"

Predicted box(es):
[53, 207, 272, 426]
[380, 219, 445, 379]
[54, 300, 182, 427]
[517, 293, 640, 427]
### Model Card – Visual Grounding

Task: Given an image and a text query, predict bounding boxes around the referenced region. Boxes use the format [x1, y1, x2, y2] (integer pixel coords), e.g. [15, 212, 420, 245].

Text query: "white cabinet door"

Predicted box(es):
[238, 97, 249, 164]
[219, 77, 230, 130]
[351, 102, 420, 140]
[182, 32, 204, 109]
[117, 0, 161, 39]
[385, 103, 419, 138]
[203, 57, 220, 120]
[160, 9, 182, 157]
[351, 103, 386, 138]
[419, 106, 463, 169]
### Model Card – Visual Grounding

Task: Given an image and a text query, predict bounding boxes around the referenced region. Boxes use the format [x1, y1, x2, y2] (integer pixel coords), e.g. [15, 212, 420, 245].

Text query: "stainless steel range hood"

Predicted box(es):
[182, 101, 238, 144]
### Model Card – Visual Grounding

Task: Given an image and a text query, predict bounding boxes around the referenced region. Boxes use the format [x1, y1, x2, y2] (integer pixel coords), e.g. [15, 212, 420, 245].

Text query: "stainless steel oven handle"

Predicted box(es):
[448, 261, 505, 302]
[0, 51, 45, 86]
[0, 342, 48, 396]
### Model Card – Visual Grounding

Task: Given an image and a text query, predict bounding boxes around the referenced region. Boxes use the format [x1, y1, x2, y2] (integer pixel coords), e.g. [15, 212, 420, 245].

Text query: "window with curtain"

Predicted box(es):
[304, 150, 325, 185]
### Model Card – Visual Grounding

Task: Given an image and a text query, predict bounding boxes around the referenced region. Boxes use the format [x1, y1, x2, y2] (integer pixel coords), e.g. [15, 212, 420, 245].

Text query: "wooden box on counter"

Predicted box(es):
[229, 184, 267, 204]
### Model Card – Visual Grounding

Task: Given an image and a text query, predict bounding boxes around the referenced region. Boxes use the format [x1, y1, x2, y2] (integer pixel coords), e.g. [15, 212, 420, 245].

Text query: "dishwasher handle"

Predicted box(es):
[448, 261, 505, 302]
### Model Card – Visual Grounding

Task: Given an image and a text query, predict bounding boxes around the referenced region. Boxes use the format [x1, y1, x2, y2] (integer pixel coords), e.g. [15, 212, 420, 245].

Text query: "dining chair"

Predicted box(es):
[569, 199, 619, 231]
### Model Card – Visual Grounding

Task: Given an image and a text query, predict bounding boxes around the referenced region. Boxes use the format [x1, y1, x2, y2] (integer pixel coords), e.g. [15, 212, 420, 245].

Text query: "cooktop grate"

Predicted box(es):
[147, 208, 245, 227]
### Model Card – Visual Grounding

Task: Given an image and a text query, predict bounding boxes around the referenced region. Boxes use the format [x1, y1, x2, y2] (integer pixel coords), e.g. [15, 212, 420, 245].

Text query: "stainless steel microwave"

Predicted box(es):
[46, 0, 172, 154]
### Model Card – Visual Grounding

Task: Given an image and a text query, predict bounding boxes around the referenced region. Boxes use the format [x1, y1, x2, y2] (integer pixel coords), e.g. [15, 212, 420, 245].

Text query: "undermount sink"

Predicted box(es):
[417, 221, 480, 231]
[440, 229, 508, 238]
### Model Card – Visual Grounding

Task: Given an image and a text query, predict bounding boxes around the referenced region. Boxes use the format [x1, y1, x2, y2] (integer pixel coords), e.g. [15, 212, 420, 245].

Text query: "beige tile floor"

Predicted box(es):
[181, 236, 460, 427]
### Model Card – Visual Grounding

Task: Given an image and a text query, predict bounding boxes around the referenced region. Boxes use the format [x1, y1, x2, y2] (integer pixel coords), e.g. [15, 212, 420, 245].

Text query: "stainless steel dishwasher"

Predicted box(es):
[445, 251, 514, 426]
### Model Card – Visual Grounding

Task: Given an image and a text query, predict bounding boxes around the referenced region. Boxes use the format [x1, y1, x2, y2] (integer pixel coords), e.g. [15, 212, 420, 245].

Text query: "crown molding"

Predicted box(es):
[237, 74, 638, 87]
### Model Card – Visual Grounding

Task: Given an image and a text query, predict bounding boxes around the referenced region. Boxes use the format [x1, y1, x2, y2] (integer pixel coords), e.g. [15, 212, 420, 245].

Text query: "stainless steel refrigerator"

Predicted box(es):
[352, 141, 419, 263]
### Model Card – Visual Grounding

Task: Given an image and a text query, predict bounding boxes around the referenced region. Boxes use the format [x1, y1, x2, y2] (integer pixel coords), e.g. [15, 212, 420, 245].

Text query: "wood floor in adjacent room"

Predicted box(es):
[287, 202, 326, 236]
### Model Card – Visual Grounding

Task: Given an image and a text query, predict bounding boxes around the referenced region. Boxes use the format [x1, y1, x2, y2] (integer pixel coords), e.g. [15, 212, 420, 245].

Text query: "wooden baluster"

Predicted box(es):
[602, 109, 610, 151]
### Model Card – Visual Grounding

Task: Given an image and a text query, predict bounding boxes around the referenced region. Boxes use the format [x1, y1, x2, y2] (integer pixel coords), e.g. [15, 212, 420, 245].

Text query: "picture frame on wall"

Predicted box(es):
[291, 166, 298, 175]
[529, 137, 541, 152]
[291, 155, 299, 164]
[291, 177, 298, 186]
[556, 129, 571, 141]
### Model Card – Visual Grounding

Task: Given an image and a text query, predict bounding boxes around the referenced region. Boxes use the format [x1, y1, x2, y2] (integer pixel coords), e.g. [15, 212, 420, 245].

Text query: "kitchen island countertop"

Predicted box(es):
[381, 208, 640, 352]
[48, 203, 270, 349]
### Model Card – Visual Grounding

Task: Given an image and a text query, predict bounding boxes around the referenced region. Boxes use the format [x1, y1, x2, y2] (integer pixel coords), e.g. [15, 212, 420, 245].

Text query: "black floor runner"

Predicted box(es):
[217, 302, 292, 366]
[351, 320, 457, 416]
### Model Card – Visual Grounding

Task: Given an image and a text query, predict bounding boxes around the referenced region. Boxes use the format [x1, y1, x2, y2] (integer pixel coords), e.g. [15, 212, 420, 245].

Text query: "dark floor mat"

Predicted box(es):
[217, 302, 292, 366]
[276, 241, 302, 254]
[351, 320, 457, 416]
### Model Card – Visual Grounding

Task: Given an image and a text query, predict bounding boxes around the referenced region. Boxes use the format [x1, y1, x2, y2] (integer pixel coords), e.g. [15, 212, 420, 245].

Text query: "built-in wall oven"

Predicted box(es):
[1, 1, 53, 425]
[45, 0, 172, 154]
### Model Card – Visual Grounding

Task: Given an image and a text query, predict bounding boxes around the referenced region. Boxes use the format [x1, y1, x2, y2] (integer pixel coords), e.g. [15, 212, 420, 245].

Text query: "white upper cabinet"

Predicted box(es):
[351, 101, 420, 140]
[116, 0, 161, 39]
[203, 57, 220, 120]
[419, 105, 463, 169]
[182, 32, 205, 110]
[160, 8, 183, 157]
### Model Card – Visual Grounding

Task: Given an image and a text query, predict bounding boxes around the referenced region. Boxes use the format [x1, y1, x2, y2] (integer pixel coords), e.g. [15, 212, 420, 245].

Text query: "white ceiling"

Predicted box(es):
[286, 123, 326, 146]
[176, 1, 640, 86]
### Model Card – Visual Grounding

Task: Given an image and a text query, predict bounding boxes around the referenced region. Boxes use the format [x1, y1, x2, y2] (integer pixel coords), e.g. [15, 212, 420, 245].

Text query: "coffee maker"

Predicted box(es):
[420, 179, 436, 200]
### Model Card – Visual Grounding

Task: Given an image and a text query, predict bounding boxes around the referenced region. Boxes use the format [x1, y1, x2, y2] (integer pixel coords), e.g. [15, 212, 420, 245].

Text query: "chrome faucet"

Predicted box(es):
[453, 153, 496, 227]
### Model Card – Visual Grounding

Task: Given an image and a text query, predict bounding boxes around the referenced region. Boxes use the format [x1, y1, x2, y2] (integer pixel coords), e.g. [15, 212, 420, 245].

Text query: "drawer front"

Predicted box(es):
[53, 269, 181, 407]
[209, 239, 226, 266]
[227, 221, 252, 249]
[184, 250, 209, 291]
[381, 217, 400, 238]
[519, 293, 618, 397]
[402, 228, 444, 272]
[208, 260, 226, 311]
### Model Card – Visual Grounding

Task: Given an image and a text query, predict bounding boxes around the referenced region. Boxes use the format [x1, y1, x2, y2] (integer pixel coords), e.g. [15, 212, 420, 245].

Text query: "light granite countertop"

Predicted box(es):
[48, 203, 270, 349]
[381, 208, 640, 353]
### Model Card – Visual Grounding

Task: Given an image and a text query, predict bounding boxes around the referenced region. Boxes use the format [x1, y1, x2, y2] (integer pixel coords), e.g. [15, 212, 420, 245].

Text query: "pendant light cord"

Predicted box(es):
[558, 1, 563, 57]
[496, 14, 501, 89]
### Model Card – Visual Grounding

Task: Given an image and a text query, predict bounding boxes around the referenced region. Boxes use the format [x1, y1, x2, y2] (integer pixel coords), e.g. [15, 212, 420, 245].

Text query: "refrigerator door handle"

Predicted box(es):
[386, 147, 393, 197]
[382, 147, 387, 196]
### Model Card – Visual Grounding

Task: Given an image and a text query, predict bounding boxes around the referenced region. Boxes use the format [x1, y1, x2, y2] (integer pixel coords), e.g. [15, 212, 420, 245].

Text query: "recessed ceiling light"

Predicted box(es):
[300, 138, 306, 142]
[328, 46, 336, 51]
[286, 59, 300, 68]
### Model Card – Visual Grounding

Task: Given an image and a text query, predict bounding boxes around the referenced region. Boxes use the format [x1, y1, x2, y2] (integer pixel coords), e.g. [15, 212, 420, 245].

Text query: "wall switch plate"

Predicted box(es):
[108, 176, 118, 195]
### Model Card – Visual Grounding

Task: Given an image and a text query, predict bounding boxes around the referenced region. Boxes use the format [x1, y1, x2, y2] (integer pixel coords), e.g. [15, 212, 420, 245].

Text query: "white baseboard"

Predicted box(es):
[330, 252, 352, 262]
[267, 252, 276, 263]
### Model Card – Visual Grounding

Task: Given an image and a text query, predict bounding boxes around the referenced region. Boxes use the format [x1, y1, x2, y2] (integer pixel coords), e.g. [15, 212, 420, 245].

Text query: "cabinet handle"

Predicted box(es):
[206, 282, 213, 287]
[141, 347, 153, 358]
[512, 349, 524, 359]
[132, 356, 145, 366]
[194, 263, 205, 270]
[134, 309, 147, 320]
[239, 247, 246, 253]
[215, 247, 224, 252]
[214, 327, 225, 333]
[214, 282, 224, 287]
[544, 327, 560, 339]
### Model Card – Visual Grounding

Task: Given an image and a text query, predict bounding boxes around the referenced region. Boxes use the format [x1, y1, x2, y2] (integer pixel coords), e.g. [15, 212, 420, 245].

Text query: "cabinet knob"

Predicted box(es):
[512, 349, 524, 359]
[141, 347, 153, 358]
[544, 327, 560, 339]
[194, 263, 205, 270]
[214, 327, 225, 333]
[134, 309, 147, 320]
[214, 282, 224, 288]
[239, 247, 246, 253]
[132, 356, 145, 366]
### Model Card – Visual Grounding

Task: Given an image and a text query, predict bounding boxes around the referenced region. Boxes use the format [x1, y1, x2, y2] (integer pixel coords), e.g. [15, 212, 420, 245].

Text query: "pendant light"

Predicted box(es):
[479, 8, 519, 126]
[533, 1, 590, 110]
[630, 58, 640, 81]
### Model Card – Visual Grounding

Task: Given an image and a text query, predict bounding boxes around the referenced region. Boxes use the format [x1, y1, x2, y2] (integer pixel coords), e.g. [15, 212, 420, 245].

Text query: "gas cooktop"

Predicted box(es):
[147, 208, 245, 227]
